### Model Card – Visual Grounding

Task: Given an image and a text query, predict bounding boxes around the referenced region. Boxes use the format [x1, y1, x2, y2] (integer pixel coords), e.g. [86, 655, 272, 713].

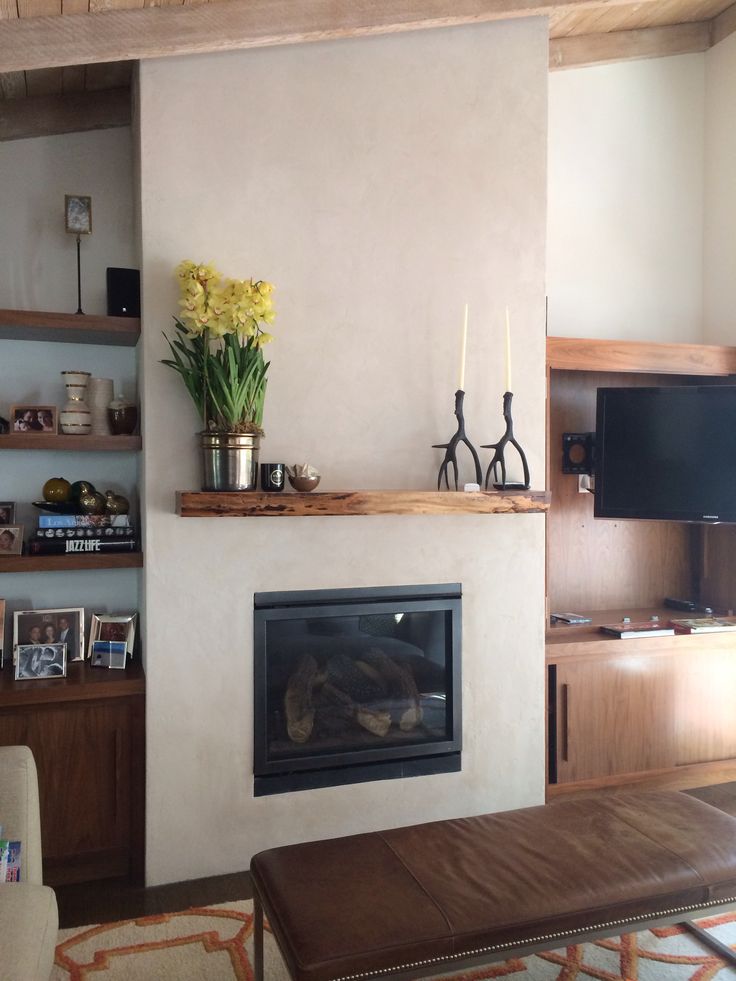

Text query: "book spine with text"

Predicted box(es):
[29, 538, 137, 555]
[38, 514, 131, 528]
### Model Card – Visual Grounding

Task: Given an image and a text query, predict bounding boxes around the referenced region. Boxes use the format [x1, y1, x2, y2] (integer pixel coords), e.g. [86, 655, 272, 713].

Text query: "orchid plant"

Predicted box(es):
[162, 261, 276, 434]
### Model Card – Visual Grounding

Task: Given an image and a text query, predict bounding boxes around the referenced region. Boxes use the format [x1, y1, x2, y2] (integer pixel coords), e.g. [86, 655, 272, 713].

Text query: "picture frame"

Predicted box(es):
[88, 612, 137, 658]
[13, 607, 84, 663]
[0, 503, 15, 525]
[0, 598, 5, 668]
[15, 643, 67, 680]
[9, 405, 57, 435]
[0, 526, 23, 557]
[65, 195, 92, 235]
[90, 640, 127, 670]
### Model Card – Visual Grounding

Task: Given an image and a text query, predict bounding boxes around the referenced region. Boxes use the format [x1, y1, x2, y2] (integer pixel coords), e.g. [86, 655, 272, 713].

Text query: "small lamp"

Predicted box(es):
[64, 195, 92, 315]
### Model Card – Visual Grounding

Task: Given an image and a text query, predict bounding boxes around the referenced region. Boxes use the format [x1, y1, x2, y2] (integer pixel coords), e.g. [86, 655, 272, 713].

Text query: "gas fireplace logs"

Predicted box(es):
[283, 648, 427, 744]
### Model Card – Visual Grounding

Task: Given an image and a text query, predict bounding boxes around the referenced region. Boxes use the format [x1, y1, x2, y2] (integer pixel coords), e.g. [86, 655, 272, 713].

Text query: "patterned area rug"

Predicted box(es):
[52, 902, 736, 981]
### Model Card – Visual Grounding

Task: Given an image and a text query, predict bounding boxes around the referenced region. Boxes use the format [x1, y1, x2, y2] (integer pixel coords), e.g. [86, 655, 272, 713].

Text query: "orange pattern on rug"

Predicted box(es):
[51, 902, 736, 981]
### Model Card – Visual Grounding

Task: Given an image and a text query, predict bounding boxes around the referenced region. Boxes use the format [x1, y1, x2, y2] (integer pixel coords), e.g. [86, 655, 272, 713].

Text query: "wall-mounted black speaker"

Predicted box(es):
[106, 268, 140, 318]
[562, 432, 595, 475]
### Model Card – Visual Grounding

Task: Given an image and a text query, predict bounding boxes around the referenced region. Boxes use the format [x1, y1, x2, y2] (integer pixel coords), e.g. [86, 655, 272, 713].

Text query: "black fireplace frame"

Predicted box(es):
[253, 583, 462, 795]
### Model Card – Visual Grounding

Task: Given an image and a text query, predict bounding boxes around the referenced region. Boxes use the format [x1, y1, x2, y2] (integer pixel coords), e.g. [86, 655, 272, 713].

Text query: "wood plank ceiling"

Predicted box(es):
[0, 0, 734, 139]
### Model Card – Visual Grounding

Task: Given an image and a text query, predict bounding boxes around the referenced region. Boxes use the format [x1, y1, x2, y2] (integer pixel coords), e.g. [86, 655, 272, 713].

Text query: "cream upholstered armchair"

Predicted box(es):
[0, 746, 58, 980]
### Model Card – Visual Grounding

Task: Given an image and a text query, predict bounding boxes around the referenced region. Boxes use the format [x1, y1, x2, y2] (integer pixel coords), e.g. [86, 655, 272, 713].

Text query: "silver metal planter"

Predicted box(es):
[201, 432, 261, 491]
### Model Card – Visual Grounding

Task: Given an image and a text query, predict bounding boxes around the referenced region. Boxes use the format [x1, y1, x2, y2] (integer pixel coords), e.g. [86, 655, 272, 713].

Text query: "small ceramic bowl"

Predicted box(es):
[288, 475, 321, 492]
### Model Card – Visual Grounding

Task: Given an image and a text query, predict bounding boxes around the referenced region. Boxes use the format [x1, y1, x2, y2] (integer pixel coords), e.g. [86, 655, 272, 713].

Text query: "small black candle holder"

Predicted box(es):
[481, 391, 530, 490]
[433, 389, 482, 491]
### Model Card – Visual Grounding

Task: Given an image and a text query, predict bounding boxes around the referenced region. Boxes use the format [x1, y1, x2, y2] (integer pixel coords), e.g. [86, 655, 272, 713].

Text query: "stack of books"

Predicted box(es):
[29, 514, 138, 555]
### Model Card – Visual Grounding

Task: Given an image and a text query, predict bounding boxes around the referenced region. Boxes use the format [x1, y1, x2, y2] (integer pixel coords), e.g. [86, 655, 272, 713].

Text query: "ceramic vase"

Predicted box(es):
[87, 377, 114, 436]
[59, 371, 92, 436]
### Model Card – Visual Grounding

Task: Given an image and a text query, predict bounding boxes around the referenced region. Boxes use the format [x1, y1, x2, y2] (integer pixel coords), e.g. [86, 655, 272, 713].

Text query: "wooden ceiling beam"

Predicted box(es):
[0, 86, 130, 141]
[711, 1, 736, 44]
[0, 0, 667, 72]
[549, 20, 711, 68]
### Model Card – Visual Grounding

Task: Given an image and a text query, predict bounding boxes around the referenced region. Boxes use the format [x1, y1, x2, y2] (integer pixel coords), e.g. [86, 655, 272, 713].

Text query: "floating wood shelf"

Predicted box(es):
[177, 489, 551, 518]
[0, 308, 140, 346]
[0, 552, 143, 573]
[547, 336, 736, 376]
[0, 434, 141, 451]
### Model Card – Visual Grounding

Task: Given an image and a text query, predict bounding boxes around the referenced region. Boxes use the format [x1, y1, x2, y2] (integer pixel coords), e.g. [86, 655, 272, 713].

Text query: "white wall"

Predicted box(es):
[138, 20, 548, 886]
[547, 55, 705, 342]
[0, 128, 137, 316]
[0, 129, 138, 637]
[703, 32, 736, 344]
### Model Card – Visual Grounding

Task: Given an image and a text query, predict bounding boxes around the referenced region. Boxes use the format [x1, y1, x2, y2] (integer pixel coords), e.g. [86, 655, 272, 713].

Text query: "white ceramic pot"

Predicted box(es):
[87, 377, 114, 435]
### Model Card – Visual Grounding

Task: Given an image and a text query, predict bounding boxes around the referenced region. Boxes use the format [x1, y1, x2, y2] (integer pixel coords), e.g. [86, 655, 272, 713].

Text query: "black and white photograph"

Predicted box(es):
[13, 607, 84, 662]
[9, 405, 57, 435]
[0, 503, 15, 525]
[88, 613, 137, 658]
[91, 640, 127, 670]
[15, 643, 67, 680]
[65, 194, 92, 235]
[0, 526, 23, 556]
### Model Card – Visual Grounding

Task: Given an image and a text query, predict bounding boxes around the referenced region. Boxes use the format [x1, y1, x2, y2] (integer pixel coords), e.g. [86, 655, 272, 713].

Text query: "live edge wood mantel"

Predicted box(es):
[176, 489, 550, 517]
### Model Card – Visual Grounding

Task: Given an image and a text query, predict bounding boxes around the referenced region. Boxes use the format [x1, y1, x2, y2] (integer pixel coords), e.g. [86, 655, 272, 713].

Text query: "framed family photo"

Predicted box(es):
[0, 503, 15, 525]
[9, 405, 57, 435]
[88, 613, 137, 658]
[0, 526, 23, 556]
[13, 607, 84, 663]
[15, 643, 67, 680]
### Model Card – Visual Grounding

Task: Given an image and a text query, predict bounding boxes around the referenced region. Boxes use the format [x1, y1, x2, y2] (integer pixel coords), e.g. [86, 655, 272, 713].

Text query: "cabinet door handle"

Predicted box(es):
[561, 683, 570, 763]
[114, 728, 123, 821]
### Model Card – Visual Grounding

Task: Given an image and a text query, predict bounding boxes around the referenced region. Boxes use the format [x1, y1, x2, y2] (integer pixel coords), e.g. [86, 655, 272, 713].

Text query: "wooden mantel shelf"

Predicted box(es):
[177, 489, 550, 517]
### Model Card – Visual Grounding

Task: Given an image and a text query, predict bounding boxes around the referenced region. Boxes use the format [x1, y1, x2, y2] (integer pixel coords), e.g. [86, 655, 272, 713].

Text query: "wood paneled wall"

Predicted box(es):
[547, 369, 696, 611]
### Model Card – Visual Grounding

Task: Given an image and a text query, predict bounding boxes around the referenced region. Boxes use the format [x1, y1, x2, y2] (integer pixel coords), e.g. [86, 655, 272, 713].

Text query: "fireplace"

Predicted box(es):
[253, 583, 462, 795]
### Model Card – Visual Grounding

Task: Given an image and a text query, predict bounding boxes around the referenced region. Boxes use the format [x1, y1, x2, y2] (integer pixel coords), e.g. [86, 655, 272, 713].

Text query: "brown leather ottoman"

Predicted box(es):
[250, 792, 736, 981]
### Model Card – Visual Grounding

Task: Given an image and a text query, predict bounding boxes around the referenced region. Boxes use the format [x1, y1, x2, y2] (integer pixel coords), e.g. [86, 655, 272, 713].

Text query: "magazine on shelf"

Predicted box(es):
[670, 616, 736, 634]
[35, 526, 135, 539]
[599, 620, 675, 639]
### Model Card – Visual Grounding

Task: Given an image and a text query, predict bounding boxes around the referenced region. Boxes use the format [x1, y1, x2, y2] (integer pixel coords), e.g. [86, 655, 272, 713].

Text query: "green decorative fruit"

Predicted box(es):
[69, 480, 95, 502]
[42, 477, 71, 502]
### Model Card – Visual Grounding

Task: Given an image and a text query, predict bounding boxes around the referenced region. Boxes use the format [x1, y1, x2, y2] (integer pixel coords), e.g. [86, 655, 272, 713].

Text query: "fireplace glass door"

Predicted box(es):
[254, 584, 461, 794]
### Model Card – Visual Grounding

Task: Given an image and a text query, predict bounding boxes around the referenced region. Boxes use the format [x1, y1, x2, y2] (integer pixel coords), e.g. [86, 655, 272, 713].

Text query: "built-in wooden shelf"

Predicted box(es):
[0, 552, 143, 573]
[0, 434, 140, 451]
[547, 336, 736, 376]
[177, 489, 551, 518]
[0, 659, 145, 708]
[0, 308, 140, 346]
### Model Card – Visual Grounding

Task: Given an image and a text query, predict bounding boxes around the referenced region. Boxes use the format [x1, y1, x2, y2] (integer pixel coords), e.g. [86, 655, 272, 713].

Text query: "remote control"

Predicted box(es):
[664, 597, 698, 611]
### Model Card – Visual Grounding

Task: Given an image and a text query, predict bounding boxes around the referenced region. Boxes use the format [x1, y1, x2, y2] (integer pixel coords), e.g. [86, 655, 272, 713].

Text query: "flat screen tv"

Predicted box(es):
[595, 385, 736, 524]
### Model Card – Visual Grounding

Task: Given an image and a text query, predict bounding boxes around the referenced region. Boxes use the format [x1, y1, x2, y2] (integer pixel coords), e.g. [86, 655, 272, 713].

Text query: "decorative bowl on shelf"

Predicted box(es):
[286, 464, 321, 493]
[33, 500, 81, 514]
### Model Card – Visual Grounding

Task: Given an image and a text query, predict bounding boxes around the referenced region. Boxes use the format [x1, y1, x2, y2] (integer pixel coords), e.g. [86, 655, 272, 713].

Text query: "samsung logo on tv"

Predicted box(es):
[702, 515, 720, 521]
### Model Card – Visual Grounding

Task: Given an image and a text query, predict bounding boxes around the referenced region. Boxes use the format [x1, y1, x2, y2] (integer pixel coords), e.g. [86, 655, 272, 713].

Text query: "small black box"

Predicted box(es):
[106, 267, 140, 318]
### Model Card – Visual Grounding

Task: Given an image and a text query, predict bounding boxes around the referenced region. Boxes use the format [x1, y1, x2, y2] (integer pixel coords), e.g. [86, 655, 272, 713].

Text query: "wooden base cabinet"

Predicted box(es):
[548, 634, 736, 793]
[0, 662, 145, 886]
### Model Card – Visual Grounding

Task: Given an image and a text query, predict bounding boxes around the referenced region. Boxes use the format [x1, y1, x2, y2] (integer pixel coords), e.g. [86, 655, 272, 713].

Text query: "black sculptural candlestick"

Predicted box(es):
[433, 389, 483, 491]
[482, 391, 530, 490]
